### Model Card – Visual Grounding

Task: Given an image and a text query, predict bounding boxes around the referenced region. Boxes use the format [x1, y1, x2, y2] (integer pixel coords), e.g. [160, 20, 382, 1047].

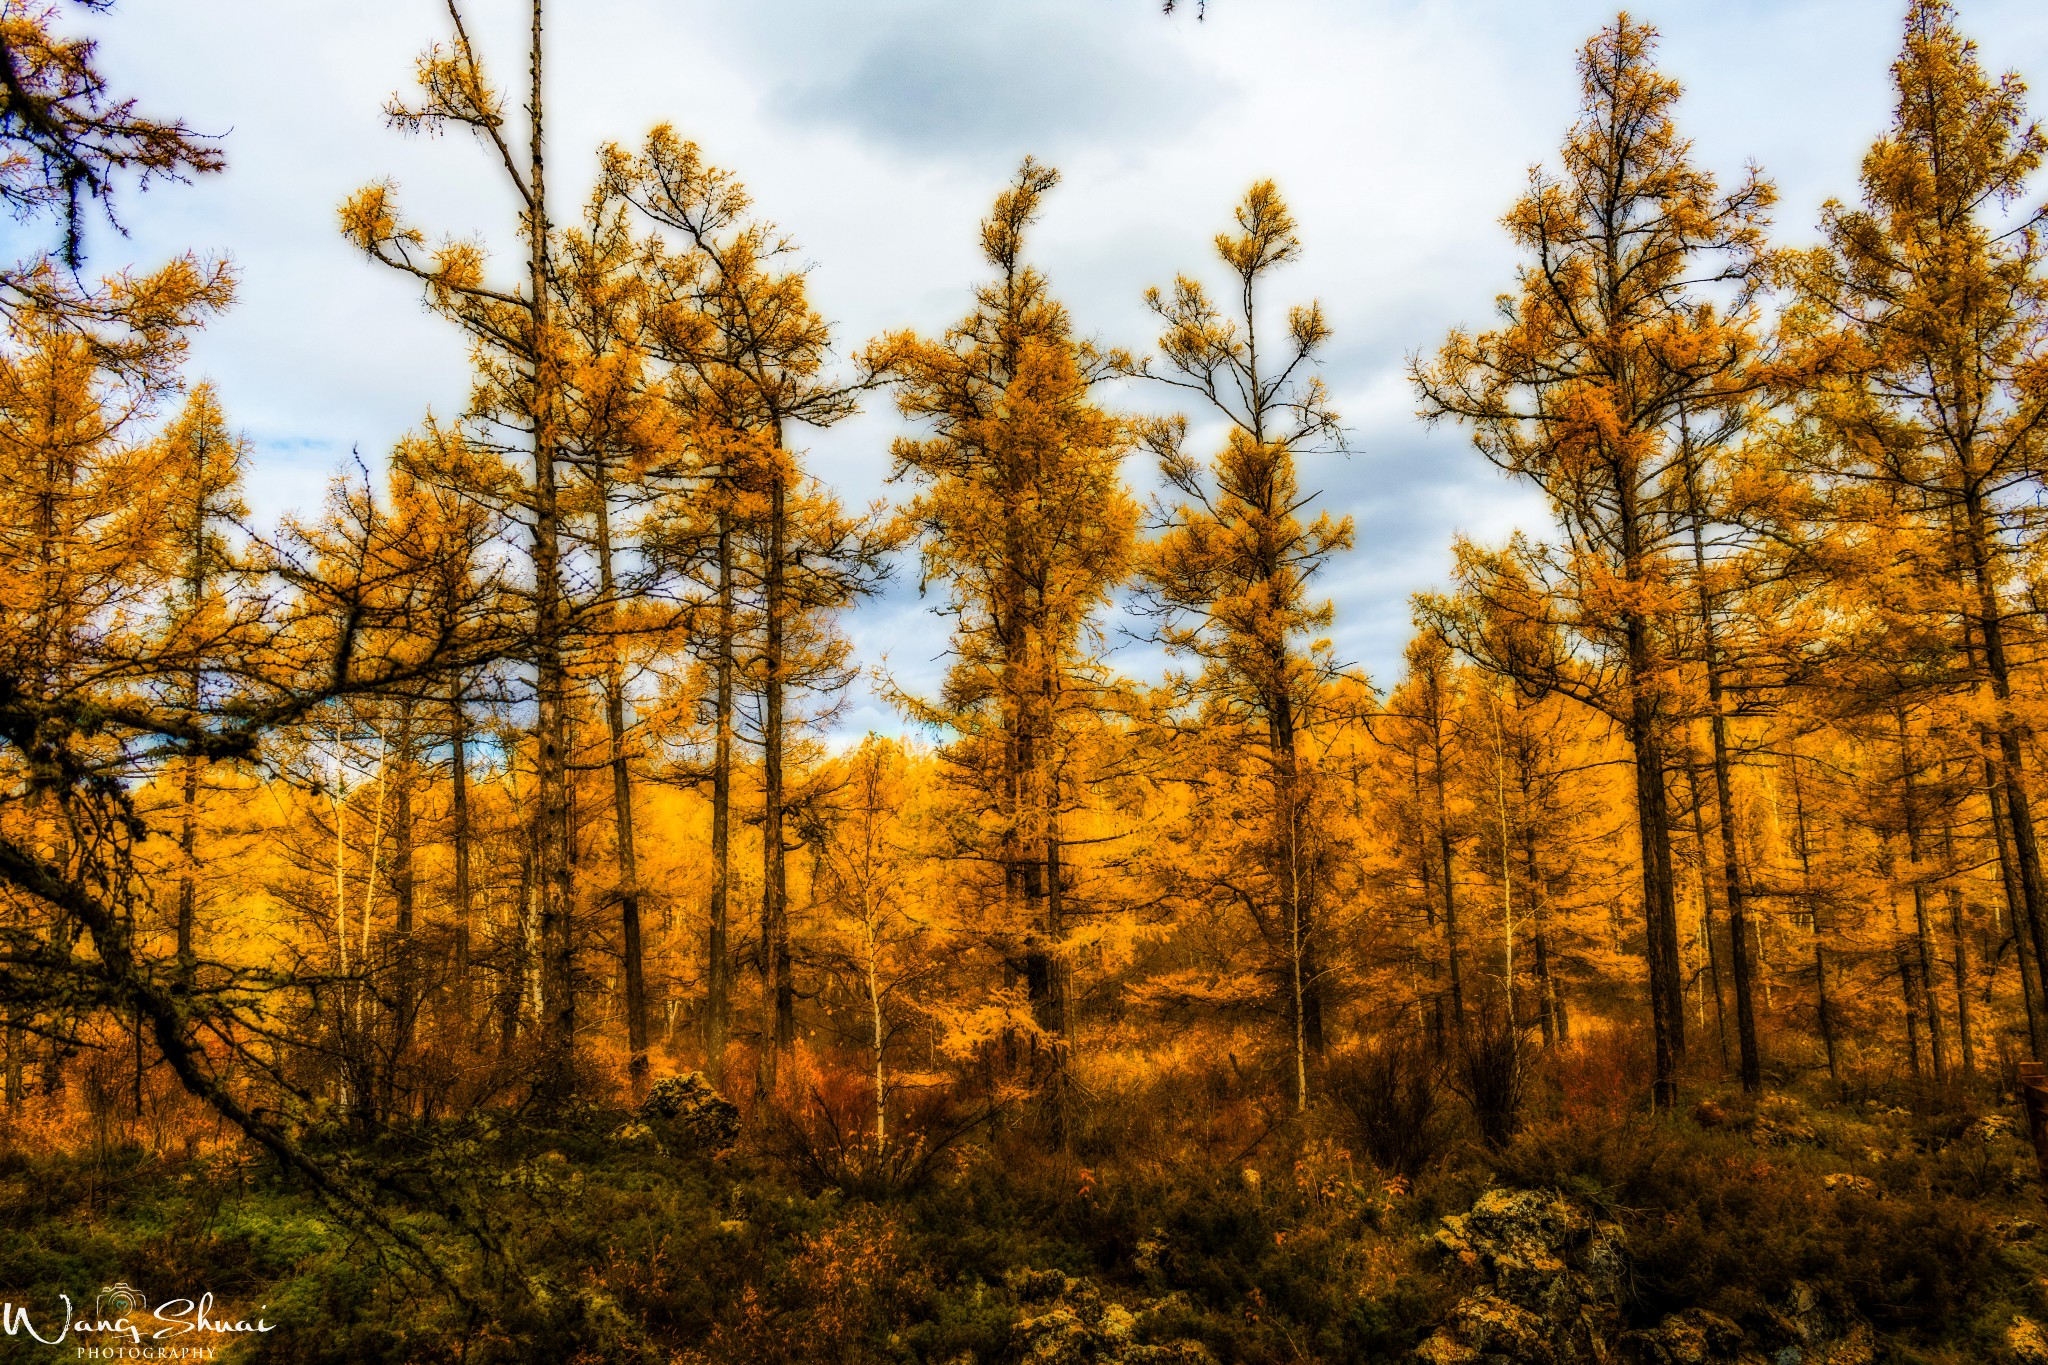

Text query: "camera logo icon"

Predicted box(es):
[95, 1282, 148, 1317]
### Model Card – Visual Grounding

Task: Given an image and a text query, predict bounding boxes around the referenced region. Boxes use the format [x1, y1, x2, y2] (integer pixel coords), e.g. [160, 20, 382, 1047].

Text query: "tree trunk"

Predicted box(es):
[1617, 440, 1683, 1109]
[1703, 701, 1761, 1091]
[386, 702, 418, 1122]
[1960, 486, 2048, 1027]
[1895, 711, 1949, 1085]
[1686, 764, 1730, 1072]
[1786, 751, 1838, 1082]
[705, 505, 734, 1086]
[1683, 457, 1760, 1090]
[1520, 817, 1562, 1048]
[522, 0, 574, 1108]
[175, 751, 199, 977]
[1284, 754, 1309, 1113]
[1899, 945, 1923, 1080]
[1946, 878, 1976, 1080]
[591, 457, 648, 1095]
[1428, 706, 1467, 1048]
[760, 424, 794, 1086]
[1410, 752, 1446, 1055]
[449, 673, 474, 1036]
[868, 951, 886, 1150]
[1629, 699, 1684, 1110]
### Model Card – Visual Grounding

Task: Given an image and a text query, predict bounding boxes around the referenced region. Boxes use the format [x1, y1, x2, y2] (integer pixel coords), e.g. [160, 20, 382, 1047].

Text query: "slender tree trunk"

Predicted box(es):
[1703, 699, 1761, 1091]
[174, 425, 218, 982]
[175, 751, 199, 977]
[1986, 753, 2045, 1054]
[1896, 711, 1949, 1085]
[1959, 608, 2048, 1058]
[1410, 752, 1446, 1055]
[1283, 746, 1308, 1113]
[449, 674, 474, 1035]
[705, 506, 734, 1086]
[1947, 879, 1976, 1080]
[1630, 703, 1684, 1109]
[1047, 738, 1075, 1141]
[1489, 697, 1517, 1029]
[502, 826, 532, 1060]
[387, 702, 417, 1122]
[1519, 814, 1562, 1047]
[1618, 457, 1683, 1109]
[1682, 452, 1761, 1090]
[520, 0, 575, 1108]
[1428, 707, 1467, 1047]
[760, 423, 794, 1085]
[591, 461, 648, 1095]
[1531, 923, 1555, 1048]
[868, 947, 886, 1150]
[1961, 488, 2048, 1025]
[331, 747, 351, 1108]
[1787, 750, 1837, 1082]
[1686, 764, 1730, 1072]
[1899, 944, 1923, 1080]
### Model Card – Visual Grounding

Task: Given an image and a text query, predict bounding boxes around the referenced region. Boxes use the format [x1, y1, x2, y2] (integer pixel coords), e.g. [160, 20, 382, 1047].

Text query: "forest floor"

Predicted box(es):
[1, 1033, 2045, 1364]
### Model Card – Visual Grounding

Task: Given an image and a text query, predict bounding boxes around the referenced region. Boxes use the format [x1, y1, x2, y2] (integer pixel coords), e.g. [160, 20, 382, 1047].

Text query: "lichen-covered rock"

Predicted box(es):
[1418, 1194, 1872, 1365]
[1414, 1290, 1556, 1364]
[1757, 1280, 1872, 1365]
[1748, 1097, 1819, 1149]
[2009, 1314, 2048, 1365]
[1419, 1188, 1625, 1363]
[1619, 1308, 1746, 1365]
[1003, 1269, 1214, 1365]
[608, 1120, 658, 1150]
[637, 1072, 739, 1155]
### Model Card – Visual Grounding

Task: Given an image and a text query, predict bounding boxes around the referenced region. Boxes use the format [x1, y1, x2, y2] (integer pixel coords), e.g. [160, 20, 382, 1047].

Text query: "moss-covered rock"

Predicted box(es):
[1004, 1267, 1216, 1364]
[636, 1072, 739, 1156]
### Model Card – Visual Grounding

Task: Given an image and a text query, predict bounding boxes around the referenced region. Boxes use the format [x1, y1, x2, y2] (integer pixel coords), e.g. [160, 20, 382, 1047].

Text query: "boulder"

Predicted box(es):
[1417, 1192, 1874, 1365]
[2009, 1315, 2048, 1365]
[1618, 1308, 1746, 1365]
[1418, 1188, 1625, 1363]
[1004, 1268, 1214, 1365]
[637, 1071, 740, 1156]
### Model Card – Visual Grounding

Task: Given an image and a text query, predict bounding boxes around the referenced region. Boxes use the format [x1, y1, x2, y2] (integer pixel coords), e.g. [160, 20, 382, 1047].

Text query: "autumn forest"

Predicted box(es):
[5, 1, 2048, 1362]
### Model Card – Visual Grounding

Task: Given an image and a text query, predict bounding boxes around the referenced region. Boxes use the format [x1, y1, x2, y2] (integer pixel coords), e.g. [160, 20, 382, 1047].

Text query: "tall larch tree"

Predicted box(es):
[554, 185, 677, 1095]
[1784, 0, 2048, 1055]
[1122, 180, 1352, 1111]
[1414, 15, 1773, 1109]
[607, 126, 870, 1085]
[154, 384, 246, 980]
[341, 0, 582, 1103]
[880, 159, 1138, 1139]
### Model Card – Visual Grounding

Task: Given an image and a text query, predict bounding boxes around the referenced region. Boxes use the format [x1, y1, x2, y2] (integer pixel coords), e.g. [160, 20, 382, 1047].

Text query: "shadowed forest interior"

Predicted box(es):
[8, 1, 2048, 1362]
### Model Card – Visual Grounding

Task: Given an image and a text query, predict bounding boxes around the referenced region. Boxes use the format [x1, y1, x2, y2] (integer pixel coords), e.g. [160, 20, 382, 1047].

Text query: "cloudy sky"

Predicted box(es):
[49, 0, 2048, 735]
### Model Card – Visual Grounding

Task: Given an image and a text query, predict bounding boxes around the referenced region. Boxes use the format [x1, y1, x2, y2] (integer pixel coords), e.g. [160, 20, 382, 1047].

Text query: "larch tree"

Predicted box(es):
[554, 185, 678, 1095]
[1384, 632, 1470, 1050]
[1783, 0, 2048, 1058]
[340, 0, 582, 1103]
[803, 735, 939, 1153]
[154, 384, 247, 982]
[607, 126, 873, 1085]
[879, 159, 1139, 1138]
[1121, 180, 1352, 1111]
[1413, 15, 1774, 1109]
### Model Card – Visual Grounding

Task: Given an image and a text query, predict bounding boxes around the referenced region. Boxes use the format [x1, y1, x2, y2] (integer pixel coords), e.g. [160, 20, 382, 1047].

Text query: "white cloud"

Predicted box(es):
[64, 0, 2048, 719]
